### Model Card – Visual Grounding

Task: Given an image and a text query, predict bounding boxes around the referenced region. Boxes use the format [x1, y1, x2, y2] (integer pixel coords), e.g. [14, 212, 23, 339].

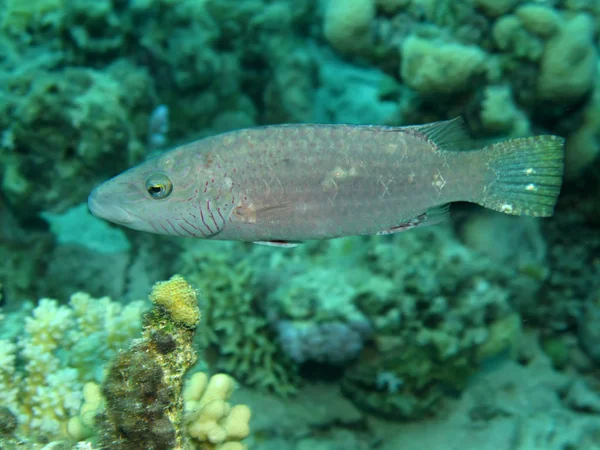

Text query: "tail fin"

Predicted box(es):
[476, 135, 564, 217]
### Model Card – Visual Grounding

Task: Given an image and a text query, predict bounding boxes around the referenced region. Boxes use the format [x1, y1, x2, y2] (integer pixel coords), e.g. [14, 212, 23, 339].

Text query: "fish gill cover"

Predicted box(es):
[0, 0, 599, 449]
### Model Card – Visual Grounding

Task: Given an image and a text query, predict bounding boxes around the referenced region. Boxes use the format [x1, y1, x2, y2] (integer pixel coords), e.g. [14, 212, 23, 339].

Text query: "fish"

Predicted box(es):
[88, 118, 564, 247]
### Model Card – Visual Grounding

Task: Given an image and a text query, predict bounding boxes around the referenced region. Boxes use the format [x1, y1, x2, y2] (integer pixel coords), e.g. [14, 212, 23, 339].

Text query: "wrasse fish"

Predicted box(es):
[88, 118, 564, 247]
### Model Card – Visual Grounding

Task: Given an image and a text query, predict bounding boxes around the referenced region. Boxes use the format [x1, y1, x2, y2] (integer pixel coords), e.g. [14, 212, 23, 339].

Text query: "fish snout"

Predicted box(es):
[88, 187, 135, 225]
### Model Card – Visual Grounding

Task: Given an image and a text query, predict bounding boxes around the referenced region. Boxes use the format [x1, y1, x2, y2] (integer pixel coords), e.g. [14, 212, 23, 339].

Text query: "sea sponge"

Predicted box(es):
[149, 274, 201, 328]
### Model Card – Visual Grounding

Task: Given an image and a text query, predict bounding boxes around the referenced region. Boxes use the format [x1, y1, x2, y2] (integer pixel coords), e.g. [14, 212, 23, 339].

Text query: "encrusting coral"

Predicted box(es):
[149, 274, 201, 328]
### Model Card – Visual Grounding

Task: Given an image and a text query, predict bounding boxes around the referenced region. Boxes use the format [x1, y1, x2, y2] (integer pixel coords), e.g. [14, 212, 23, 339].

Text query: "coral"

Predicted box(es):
[473, 0, 519, 17]
[177, 241, 299, 395]
[277, 320, 367, 365]
[149, 274, 201, 328]
[97, 274, 199, 449]
[564, 75, 600, 178]
[265, 264, 372, 365]
[376, 0, 409, 14]
[535, 210, 600, 334]
[99, 351, 179, 449]
[70, 372, 252, 450]
[0, 406, 18, 438]
[536, 13, 597, 103]
[314, 56, 398, 124]
[332, 225, 526, 419]
[0, 0, 66, 36]
[0, 292, 146, 442]
[42, 203, 130, 255]
[400, 36, 487, 95]
[67, 382, 103, 442]
[578, 291, 600, 365]
[491, 15, 544, 62]
[184, 372, 251, 450]
[40, 202, 132, 300]
[0, 337, 18, 412]
[64, 275, 251, 450]
[480, 84, 530, 136]
[0, 204, 53, 303]
[323, 0, 375, 55]
[515, 4, 561, 39]
[0, 62, 153, 219]
[11, 299, 83, 439]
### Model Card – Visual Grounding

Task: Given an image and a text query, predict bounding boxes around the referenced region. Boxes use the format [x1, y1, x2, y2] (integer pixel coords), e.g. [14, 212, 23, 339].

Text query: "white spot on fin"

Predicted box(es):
[253, 240, 301, 248]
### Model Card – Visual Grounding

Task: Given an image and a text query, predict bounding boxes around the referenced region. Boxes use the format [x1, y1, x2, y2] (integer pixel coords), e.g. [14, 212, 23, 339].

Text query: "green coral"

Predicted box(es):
[178, 241, 299, 395]
[0, 61, 153, 219]
[0, 0, 66, 36]
[327, 225, 526, 419]
[401, 35, 487, 95]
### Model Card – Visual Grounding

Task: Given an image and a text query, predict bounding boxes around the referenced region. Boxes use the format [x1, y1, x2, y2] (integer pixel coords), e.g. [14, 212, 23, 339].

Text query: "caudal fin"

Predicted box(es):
[476, 135, 564, 217]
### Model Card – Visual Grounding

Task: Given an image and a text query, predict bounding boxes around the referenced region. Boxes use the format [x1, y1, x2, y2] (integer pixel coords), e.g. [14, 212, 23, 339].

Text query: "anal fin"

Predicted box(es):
[376, 204, 450, 235]
[253, 240, 301, 248]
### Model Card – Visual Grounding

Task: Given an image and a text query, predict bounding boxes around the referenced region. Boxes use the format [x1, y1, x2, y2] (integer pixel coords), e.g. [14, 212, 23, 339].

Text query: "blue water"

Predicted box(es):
[1, 1, 599, 449]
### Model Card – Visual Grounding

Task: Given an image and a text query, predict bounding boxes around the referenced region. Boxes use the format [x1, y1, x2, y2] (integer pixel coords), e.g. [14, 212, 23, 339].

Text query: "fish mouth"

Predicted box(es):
[88, 188, 136, 226]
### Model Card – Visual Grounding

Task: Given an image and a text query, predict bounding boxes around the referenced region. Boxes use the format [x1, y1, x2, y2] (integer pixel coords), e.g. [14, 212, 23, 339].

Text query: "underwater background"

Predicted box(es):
[0, 0, 599, 449]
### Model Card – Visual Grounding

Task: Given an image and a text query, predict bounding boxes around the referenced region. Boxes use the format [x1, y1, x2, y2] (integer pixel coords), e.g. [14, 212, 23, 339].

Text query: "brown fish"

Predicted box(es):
[88, 118, 564, 247]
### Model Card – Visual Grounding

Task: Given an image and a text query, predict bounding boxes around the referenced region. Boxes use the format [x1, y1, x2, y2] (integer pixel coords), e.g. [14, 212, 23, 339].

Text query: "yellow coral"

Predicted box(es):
[184, 372, 251, 450]
[149, 274, 201, 328]
[66, 382, 103, 442]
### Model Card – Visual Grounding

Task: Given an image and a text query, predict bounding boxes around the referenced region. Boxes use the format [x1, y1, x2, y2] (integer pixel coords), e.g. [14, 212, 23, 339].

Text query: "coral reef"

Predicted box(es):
[96, 274, 199, 449]
[0, 63, 152, 220]
[0, 292, 145, 443]
[65, 274, 251, 450]
[177, 242, 299, 395]
[337, 226, 523, 419]
[1, 0, 600, 448]
[0, 275, 252, 449]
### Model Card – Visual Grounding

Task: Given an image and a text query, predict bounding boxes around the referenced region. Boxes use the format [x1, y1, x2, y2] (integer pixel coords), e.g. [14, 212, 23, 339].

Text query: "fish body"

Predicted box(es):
[88, 118, 564, 245]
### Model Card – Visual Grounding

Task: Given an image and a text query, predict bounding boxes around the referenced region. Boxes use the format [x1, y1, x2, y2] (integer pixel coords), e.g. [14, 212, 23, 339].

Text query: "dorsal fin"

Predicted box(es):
[409, 117, 475, 151]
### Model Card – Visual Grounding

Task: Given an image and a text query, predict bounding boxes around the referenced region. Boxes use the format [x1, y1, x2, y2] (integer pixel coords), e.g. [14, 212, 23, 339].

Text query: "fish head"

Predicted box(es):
[88, 147, 201, 235]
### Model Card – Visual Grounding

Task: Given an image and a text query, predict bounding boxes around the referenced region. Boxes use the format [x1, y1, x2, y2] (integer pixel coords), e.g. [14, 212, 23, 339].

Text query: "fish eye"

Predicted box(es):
[145, 173, 173, 199]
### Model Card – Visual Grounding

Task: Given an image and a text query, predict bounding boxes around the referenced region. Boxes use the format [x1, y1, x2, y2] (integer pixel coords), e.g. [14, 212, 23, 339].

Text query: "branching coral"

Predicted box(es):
[178, 241, 299, 395]
[0, 293, 145, 443]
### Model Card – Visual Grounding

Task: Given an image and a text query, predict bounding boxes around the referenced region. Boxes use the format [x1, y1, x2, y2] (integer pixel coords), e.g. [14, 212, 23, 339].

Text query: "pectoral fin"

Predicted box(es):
[376, 205, 450, 235]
